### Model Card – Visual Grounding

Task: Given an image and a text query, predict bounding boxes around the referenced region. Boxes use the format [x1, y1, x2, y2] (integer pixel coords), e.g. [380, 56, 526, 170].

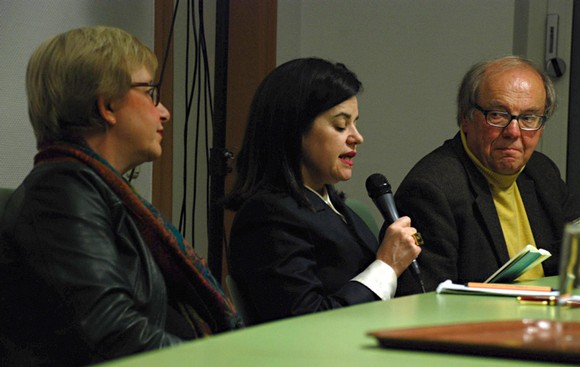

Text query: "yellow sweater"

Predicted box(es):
[460, 131, 543, 280]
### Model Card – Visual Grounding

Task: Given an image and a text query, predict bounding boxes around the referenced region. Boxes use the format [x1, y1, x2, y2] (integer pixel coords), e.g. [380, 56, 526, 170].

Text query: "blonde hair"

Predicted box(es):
[26, 26, 158, 148]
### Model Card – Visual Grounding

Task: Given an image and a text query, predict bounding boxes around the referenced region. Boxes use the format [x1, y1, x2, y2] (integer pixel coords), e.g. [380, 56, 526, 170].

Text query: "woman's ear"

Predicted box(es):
[97, 95, 116, 126]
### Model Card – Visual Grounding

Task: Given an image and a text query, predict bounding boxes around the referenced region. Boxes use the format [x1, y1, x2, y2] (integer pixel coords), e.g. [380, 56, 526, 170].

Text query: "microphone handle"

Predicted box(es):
[372, 193, 426, 293]
[371, 194, 399, 225]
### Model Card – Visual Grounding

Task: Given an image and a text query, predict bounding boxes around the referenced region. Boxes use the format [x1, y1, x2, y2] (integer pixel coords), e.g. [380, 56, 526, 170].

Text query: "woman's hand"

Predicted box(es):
[375, 216, 421, 277]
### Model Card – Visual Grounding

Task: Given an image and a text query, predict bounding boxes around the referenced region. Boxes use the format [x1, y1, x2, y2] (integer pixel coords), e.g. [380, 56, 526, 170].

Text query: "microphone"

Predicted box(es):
[365, 173, 426, 293]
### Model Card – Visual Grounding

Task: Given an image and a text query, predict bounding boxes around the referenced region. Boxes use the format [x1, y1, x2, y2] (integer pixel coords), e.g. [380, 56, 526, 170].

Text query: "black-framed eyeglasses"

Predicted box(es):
[473, 104, 546, 131]
[130, 82, 160, 106]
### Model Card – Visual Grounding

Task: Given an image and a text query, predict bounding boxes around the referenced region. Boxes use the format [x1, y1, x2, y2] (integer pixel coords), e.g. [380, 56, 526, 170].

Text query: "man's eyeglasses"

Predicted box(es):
[130, 82, 160, 106]
[473, 104, 546, 131]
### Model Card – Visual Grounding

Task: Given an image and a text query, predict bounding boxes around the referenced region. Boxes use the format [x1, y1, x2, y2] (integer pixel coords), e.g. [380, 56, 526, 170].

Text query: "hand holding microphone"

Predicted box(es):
[365, 173, 426, 293]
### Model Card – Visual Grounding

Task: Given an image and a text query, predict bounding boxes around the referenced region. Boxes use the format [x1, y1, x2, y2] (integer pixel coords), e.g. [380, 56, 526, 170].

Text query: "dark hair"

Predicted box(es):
[224, 57, 362, 210]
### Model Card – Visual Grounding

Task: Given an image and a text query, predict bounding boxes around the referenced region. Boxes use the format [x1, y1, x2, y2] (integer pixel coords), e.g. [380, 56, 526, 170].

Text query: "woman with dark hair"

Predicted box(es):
[225, 58, 421, 325]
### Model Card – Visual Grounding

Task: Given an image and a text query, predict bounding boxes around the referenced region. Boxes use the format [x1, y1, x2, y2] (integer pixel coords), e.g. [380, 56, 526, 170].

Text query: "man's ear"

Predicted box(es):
[97, 95, 116, 126]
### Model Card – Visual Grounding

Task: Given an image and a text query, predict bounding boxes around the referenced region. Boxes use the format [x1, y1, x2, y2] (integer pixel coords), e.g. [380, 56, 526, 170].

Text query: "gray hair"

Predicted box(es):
[456, 55, 556, 126]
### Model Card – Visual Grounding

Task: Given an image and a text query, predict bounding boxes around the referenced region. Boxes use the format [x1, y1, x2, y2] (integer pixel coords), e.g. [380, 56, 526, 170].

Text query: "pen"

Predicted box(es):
[468, 282, 553, 292]
[517, 296, 580, 308]
[517, 295, 557, 306]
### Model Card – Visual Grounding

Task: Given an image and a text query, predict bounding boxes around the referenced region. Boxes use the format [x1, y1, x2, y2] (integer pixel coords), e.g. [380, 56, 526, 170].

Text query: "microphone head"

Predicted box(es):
[365, 173, 393, 199]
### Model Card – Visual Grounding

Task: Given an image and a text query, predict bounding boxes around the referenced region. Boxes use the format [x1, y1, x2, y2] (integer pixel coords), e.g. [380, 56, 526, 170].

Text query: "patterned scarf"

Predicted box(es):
[34, 143, 243, 337]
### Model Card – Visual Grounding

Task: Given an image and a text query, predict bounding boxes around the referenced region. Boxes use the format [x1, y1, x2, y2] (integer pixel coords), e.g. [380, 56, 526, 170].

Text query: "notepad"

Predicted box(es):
[484, 244, 551, 283]
[436, 280, 558, 297]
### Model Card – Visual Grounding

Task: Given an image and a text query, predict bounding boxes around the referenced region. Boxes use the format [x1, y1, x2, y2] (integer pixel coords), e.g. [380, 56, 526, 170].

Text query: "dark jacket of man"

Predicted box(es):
[392, 132, 580, 296]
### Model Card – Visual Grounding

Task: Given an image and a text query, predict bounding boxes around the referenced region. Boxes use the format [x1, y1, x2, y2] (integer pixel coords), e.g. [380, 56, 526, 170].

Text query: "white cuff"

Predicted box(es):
[351, 260, 397, 300]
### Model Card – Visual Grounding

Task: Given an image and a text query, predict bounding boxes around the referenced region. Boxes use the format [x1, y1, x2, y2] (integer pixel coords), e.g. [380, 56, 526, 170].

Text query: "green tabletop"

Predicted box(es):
[98, 276, 578, 366]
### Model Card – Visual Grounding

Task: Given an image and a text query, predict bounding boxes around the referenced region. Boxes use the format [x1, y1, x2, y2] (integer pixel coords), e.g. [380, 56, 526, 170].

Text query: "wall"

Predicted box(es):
[277, 0, 574, 226]
[538, 0, 573, 182]
[0, 0, 155, 198]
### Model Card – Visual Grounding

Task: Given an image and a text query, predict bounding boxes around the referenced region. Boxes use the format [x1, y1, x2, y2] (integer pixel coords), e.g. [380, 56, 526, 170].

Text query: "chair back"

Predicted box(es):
[226, 274, 255, 326]
[345, 197, 380, 237]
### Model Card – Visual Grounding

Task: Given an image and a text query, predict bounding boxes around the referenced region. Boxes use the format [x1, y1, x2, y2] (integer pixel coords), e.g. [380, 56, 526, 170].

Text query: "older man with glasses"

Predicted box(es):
[387, 55, 580, 296]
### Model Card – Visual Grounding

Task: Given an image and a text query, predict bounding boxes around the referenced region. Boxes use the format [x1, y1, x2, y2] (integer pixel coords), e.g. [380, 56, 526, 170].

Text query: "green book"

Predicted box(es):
[484, 244, 551, 283]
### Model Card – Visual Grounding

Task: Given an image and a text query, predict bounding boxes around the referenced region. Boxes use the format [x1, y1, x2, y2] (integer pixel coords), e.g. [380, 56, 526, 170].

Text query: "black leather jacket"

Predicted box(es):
[0, 160, 182, 366]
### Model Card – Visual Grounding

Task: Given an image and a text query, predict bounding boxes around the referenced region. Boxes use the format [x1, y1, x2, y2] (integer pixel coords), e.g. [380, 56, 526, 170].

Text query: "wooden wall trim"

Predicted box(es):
[220, 0, 277, 279]
[224, 0, 277, 198]
[153, 0, 175, 220]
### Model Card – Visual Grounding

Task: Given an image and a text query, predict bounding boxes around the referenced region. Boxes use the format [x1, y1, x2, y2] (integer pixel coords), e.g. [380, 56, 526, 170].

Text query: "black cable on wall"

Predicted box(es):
[176, 0, 215, 245]
[155, 0, 228, 280]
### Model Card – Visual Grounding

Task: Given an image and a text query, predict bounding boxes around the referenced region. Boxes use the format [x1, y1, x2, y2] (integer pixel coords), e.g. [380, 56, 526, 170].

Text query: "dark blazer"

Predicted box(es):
[228, 188, 380, 324]
[392, 133, 580, 296]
